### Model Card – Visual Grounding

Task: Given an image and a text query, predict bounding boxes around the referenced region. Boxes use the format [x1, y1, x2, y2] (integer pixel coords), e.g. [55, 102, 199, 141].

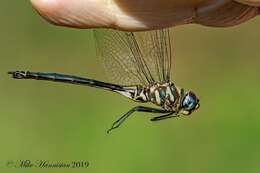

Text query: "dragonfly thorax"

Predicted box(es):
[146, 82, 181, 111]
[118, 83, 180, 111]
[119, 83, 181, 111]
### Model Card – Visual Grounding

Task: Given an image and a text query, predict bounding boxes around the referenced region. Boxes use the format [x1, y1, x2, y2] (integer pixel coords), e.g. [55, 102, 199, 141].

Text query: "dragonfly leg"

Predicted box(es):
[150, 112, 178, 121]
[107, 106, 169, 133]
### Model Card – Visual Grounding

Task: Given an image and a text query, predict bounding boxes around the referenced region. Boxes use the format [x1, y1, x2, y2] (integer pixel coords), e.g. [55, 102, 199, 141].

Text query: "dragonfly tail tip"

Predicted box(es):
[8, 70, 27, 79]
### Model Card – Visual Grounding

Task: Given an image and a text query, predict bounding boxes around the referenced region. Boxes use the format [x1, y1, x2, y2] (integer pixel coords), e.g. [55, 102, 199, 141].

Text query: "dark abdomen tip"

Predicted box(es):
[8, 71, 28, 79]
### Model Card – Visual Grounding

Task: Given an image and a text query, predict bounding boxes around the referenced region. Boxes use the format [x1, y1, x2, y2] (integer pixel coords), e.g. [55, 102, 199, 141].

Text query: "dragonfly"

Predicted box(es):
[8, 28, 200, 133]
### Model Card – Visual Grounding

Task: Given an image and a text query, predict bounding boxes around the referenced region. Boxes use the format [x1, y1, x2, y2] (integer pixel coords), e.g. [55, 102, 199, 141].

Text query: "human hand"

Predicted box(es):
[31, 0, 260, 31]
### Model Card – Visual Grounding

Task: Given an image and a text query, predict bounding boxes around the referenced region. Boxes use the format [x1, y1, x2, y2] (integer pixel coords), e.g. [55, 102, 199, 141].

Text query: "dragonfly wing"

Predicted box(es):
[94, 28, 173, 86]
[134, 29, 173, 83]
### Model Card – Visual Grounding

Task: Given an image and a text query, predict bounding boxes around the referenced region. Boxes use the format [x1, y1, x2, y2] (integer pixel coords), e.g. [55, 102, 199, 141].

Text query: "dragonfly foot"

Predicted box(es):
[107, 125, 118, 134]
[106, 120, 122, 134]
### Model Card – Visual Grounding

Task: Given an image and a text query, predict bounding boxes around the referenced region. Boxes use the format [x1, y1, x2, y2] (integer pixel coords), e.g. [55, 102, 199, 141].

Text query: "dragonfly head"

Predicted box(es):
[179, 91, 200, 115]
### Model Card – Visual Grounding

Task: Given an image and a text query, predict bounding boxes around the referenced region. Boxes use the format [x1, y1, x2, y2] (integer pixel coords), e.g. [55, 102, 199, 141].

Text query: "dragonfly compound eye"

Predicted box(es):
[182, 91, 199, 113]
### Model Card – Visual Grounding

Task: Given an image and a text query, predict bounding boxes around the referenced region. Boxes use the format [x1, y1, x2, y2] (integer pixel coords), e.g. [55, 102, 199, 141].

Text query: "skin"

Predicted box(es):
[235, 0, 260, 6]
[30, 0, 260, 31]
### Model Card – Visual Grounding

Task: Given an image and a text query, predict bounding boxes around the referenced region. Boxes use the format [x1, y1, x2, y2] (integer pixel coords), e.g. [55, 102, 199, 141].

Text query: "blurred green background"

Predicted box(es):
[1, 1, 260, 173]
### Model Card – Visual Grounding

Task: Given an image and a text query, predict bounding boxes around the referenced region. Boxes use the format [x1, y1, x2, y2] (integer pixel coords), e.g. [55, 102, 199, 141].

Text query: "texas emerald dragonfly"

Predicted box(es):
[8, 28, 199, 133]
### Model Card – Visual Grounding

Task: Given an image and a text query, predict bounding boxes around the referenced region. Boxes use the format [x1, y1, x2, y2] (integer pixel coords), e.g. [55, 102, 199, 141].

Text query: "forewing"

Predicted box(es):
[134, 28, 173, 83]
[94, 28, 173, 86]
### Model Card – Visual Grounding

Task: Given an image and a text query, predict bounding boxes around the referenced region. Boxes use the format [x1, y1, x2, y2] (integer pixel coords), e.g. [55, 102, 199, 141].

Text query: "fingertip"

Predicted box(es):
[30, 0, 73, 27]
[29, 0, 146, 31]
[30, 0, 60, 14]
